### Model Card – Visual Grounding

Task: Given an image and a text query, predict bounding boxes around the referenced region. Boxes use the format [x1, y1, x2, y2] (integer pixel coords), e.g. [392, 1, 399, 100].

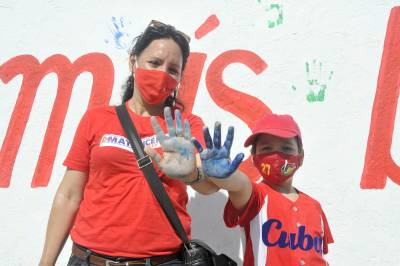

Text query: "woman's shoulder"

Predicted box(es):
[84, 105, 117, 118]
[179, 110, 203, 123]
[76, 105, 118, 127]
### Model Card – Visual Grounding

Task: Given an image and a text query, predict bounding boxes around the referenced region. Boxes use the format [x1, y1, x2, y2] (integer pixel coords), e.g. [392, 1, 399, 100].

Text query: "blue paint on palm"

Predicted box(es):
[179, 147, 192, 160]
[192, 123, 244, 179]
[149, 107, 196, 179]
[171, 138, 193, 160]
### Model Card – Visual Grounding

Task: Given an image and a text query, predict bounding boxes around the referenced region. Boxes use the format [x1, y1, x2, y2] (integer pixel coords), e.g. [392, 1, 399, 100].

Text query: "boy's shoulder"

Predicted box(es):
[296, 188, 323, 209]
[251, 182, 323, 210]
[253, 180, 272, 195]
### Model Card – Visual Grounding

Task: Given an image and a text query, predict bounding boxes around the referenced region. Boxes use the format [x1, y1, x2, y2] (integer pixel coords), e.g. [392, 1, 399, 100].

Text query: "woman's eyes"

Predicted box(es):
[168, 69, 179, 75]
[148, 60, 160, 66]
[147, 60, 179, 75]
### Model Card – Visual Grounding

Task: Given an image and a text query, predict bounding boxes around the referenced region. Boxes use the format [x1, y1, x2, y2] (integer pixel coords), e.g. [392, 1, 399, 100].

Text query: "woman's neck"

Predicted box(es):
[128, 95, 164, 117]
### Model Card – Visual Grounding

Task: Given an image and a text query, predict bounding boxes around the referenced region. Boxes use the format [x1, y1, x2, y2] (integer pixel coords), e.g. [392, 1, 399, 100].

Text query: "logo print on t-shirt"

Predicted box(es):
[100, 134, 160, 151]
[262, 218, 323, 253]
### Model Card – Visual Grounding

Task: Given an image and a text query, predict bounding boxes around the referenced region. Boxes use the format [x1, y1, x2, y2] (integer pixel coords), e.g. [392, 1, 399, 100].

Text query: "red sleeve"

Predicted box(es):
[223, 182, 265, 227]
[63, 110, 92, 172]
[321, 208, 334, 254]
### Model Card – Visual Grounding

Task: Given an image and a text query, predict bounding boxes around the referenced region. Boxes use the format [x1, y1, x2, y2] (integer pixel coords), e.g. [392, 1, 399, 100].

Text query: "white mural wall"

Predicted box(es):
[1, 0, 400, 265]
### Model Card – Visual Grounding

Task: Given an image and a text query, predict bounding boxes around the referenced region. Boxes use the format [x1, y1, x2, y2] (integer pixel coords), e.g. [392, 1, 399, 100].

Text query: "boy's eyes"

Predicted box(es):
[283, 146, 294, 151]
[261, 146, 272, 151]
[259, 145, 295, 153]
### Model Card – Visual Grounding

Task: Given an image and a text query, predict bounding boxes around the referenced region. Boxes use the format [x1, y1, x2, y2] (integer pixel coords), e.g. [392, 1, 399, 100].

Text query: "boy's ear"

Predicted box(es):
[299, 150, 304, 166]
[250, 144, 257, 164]
[250, 144, 256, 155]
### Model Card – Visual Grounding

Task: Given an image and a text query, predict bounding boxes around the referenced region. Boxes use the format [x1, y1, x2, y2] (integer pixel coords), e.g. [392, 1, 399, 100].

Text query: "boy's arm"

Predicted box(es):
[209, 170, 252, 211]
[192, 123, 252, 210]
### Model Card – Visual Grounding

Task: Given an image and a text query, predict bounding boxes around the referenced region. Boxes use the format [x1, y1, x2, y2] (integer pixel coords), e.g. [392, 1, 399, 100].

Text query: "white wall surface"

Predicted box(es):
[1, 0, 400, 265]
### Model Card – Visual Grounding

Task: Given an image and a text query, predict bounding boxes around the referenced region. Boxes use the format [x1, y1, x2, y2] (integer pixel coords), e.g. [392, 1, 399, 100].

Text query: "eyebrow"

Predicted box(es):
[282, 140, 296, 145]
[149, 57, 180, 69]
[168, 61, 181, 68]
[259, 141, 296, 148]
[169, 63, 180, 70]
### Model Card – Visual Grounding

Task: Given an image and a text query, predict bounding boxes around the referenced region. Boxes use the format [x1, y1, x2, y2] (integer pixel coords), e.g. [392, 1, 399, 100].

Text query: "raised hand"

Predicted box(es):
[192, 122, 244, 179]
[145, 107, 196, 179]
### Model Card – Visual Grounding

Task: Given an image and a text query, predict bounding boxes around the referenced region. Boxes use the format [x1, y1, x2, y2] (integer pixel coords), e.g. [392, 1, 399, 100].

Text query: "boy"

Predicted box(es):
[192, 113, 334, 266]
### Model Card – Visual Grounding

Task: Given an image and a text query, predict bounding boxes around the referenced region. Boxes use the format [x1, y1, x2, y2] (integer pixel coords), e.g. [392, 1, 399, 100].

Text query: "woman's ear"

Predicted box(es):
[129, 55, 136, 74]
[175, 81, 181, 92]
[177, 75, 183, 84]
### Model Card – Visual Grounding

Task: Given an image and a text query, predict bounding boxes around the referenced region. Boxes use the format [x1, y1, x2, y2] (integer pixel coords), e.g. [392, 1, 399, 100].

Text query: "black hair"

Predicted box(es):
[121, 23, 190, 109]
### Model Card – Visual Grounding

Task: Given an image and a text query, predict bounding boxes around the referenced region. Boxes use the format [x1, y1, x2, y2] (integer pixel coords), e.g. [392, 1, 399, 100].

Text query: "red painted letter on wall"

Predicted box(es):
[0, 53, 114, 188]
[206, 50, 271, 181]
[361, 7, 400, 189]
[178, 52, 207, 113]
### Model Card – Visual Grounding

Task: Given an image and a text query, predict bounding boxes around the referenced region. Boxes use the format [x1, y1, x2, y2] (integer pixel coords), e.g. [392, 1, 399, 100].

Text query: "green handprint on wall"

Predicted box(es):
[266, 4, 283, 28]
[292, 59, 334, 103]
[257, 1, 283, 29]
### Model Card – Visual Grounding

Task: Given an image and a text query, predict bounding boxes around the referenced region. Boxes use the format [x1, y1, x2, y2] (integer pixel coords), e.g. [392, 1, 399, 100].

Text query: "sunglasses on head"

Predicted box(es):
[145, 20, 191, 43]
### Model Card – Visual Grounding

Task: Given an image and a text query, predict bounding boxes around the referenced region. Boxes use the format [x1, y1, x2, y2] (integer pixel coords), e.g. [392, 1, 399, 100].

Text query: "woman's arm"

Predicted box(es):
[189, 178, 220, 195]
[183, 162, 252, 209]
[185, 154, 220, 195]
[39, 169, 87, 266]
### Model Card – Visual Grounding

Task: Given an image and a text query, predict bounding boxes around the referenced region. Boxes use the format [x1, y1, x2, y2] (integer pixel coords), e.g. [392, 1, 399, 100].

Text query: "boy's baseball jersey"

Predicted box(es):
[224, 181, 333, 266]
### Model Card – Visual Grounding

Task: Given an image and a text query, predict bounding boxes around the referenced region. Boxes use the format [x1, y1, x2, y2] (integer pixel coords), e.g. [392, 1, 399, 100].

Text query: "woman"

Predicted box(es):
[39, 20, 219, 266]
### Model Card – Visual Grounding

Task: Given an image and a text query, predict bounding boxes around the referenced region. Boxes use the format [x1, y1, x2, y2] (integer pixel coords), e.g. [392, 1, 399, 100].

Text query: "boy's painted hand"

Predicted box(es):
[192, 122, 244, 179]
[146, 107, 196, 180]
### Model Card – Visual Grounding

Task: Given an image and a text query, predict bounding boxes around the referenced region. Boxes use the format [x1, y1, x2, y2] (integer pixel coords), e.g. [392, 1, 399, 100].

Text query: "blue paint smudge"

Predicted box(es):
[179, 147, 192, 160]
[105, 16, 131, 50]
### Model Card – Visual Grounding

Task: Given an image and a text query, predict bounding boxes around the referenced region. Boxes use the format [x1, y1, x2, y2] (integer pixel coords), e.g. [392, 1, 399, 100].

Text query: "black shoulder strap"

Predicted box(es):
[115, 104, 189, 244]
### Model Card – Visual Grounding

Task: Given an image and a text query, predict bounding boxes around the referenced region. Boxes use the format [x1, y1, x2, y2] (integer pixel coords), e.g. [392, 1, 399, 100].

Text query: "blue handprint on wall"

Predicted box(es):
[104, 16, 131, 50]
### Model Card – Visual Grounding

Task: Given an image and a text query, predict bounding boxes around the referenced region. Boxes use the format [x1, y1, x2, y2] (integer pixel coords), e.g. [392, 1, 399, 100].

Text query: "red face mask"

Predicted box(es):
[135, 68, 178, 104]
[253, 152, 302, 184]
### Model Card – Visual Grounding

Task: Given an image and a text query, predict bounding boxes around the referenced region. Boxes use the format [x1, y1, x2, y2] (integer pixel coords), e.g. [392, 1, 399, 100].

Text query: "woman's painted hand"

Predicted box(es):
[146, 107, 196, 179]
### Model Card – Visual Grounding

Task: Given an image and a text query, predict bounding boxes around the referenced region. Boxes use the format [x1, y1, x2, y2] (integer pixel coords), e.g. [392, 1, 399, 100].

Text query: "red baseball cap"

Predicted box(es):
[244, 113, 302, 147]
